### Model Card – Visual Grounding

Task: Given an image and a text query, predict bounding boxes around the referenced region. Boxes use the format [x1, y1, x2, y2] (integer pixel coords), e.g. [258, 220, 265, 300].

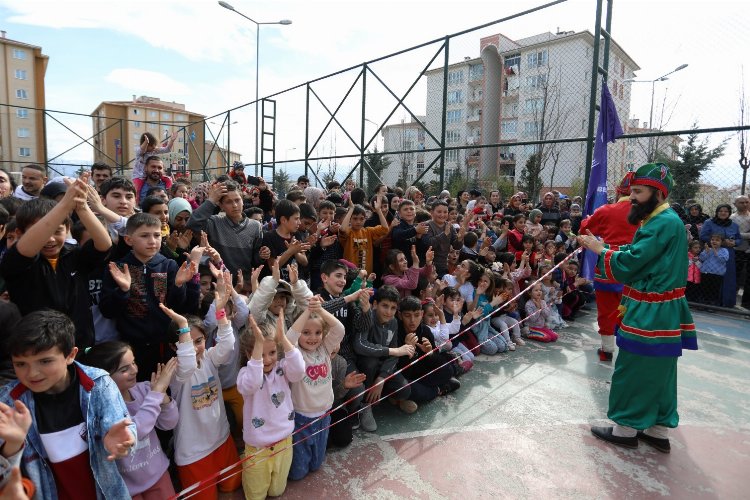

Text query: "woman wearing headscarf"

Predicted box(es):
[700, 204, 741, 307]
[686, 203, 710, 241]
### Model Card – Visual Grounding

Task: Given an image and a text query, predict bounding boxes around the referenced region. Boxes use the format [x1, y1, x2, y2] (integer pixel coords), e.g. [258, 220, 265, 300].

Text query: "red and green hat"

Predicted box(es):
[632, 162, 673, 198]
[615, 171, 635, 196]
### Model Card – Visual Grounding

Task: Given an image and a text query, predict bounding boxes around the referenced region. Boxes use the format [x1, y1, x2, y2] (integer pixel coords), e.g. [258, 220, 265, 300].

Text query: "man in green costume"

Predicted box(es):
[578, 163, 697, 453]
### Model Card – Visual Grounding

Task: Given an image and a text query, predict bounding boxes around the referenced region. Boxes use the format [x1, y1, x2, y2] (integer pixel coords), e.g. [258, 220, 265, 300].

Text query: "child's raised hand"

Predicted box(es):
[150, 357, 178, 395]
[274, 315, 286, 345]
[174, 260, 196, 287]
[247, 316, 264, 345]
[176, 229, 194, 251]
[103, 418, 135, 461]
[270, 258, 280, 283]
[367, 272, 376, 283]
[425, 246, 434, 265]
[188, 245, 206, 266]
[158, 303, 189, 329]
[214, 268, 233, 311]
[435, 294, 444, 310]
[320, 234, 338, 248]
[410, 245, 419, 264]
[288, 262, 299, 285]
[0, 400, 32, 456]
[108, 262, 131, 292]
[308, 295, 322, 311]
[343, 371, 366, 389]
[250, 264, 264, 293]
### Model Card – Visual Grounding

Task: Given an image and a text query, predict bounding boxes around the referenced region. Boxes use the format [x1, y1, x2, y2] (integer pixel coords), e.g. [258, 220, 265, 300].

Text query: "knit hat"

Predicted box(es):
[615, 171, 636, 196]
[528, 208, 542, 221]
[632, 163, 673, 198]
[168, 197, 193, 225]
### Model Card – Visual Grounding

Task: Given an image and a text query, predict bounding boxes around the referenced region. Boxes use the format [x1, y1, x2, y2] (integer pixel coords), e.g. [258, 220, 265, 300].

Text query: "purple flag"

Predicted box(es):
[581, 82, 623, 280]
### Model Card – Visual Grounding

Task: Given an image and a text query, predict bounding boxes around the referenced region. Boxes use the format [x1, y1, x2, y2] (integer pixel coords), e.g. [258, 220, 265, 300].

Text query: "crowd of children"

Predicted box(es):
[0, 162, 602, 499]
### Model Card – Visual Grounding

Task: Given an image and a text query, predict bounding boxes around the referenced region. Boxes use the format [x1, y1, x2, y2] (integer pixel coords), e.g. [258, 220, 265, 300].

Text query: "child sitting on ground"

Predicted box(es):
[538, 264, 567, 329]
[382, 245, 435, 298]
[524, 283, 559, 342]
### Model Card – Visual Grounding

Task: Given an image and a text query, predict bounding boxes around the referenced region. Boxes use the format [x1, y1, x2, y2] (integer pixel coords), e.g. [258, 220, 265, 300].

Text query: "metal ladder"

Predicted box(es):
[260, 98, 277, 184]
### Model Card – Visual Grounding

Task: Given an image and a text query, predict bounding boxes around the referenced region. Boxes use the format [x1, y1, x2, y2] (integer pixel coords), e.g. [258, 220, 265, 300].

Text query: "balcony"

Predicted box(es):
[499, 152, 516, 163]
[467, 113, 481, 124]
[469, 89, 483, 103]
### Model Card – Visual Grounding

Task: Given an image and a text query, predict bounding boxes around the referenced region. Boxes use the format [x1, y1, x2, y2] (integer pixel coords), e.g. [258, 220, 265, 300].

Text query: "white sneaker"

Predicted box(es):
[513, 336, 526, 346]
[359, 406, 377, 432]
[508, 342, 516, 351]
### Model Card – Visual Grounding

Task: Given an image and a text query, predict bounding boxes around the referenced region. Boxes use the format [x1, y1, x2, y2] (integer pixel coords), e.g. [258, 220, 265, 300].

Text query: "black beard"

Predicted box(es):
[627, 190, 661, 224]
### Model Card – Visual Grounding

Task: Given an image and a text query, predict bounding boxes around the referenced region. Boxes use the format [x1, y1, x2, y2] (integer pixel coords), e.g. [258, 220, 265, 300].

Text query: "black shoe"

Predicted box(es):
[590, 426, 638, 449]
[637, 431, 671, 453]
[597, 349, 613, 362]
[438, 377, 461, 396]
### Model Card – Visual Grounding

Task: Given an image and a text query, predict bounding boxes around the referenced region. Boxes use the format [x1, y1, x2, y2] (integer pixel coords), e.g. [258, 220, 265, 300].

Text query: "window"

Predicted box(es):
[627, 151, 634, 159]
[501, 120, 517, 135]
[149, 111, 158, 118]
[17, 128, 30, 138]
[162, 112, 171, 120]
[133, 133, 141, 140]
[620, 62, 625, 78]
[12, 49, 26, 60]
[445, 149, 459, 162]
[526, 50, 548, 68]
[523, 144, 538, 156]
[619, 85, 624, 100]
[19, 147, 31, 157]
[448, 70, 464, 85]
[134, 121, 141, 128]
[14, 69, 27, 80]
[504, 54, 521, 69]
[148, 122, 156, 130]
[16, 108, 28, 118]
[16, 89, 28, 99]
[524, 121, 540, 136]
[612, 80, 618, 95]
[524, 98, 544, 114]
[499, 146, 515, 161]
[175, 114, 186, 122]
[417, 160, 425, 171]
[447, 90, 464, 105]
[526, 74, 547, 89]
[502, 103, 518, 118]
[446, 110, 463, 124]
[469, 64, 484, 80]
[446, 130, 461, 144]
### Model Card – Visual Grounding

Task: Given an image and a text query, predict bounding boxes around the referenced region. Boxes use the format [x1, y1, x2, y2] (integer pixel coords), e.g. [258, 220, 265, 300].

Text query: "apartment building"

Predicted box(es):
[413, 30, 639, 195]
[381, 116, 427, 185]
[92, 96, 205, 179]
[205, 140, 242, 177]
[0, 32, 48, 174]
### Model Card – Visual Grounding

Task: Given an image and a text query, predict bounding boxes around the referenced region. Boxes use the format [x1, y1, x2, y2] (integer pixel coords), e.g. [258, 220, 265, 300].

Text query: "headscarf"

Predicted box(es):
[712, 204, 733, 227]
[168, 197, 193, 226]
[303, 186, 326, 210]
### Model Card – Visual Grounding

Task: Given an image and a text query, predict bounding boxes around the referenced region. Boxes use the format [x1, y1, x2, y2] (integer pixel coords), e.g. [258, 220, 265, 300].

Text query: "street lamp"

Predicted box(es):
[625, 63, 688, 161]
[218, 1, 292, 176]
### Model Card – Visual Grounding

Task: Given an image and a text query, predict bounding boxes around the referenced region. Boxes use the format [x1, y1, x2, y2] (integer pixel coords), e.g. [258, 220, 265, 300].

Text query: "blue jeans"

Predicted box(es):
[288, 413, 331, 481]
[473, 321, 508, 354]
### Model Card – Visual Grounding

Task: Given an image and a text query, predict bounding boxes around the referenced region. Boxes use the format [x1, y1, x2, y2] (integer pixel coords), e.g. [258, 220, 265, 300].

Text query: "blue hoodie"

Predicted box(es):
[99, 251, 196, 344]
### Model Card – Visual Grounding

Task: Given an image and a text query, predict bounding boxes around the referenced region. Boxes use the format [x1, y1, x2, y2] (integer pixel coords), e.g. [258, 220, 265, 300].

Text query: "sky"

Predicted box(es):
[1, 0, 748, 187]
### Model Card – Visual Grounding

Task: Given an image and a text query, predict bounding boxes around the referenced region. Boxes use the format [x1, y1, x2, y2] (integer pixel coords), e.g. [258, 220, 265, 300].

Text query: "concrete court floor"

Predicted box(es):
[223, 307, 749, 499]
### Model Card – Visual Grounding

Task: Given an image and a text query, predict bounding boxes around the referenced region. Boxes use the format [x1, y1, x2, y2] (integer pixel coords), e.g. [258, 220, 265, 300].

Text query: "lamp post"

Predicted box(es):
[625, 63, 688, 161]
[218, 1, 291, 176]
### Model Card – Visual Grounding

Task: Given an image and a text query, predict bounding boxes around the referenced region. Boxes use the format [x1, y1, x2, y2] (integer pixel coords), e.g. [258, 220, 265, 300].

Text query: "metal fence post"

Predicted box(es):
[360, 64, 367, 187]
[440, 36, 450, 191]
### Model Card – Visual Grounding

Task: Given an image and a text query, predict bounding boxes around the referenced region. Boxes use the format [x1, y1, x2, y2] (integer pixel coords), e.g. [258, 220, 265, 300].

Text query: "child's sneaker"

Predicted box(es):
[513, 336, 526, 346]
[359, 406, 377, 432]
[398, 400, 418, 414]
[508, 342, 516, 351]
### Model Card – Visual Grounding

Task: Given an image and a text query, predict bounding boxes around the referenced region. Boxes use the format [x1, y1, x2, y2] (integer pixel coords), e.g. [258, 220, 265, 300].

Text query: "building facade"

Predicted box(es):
[205, 140, 242, 178]
[381, 116, 427, 186]
[401, 30, 639, 198]
[0, 32, 47, 176]
[91, 96, 205, 179]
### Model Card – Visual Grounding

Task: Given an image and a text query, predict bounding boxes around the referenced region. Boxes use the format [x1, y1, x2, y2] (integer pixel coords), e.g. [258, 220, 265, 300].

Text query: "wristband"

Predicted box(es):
[177, 326, 190, 334]
[215, 308, 227, 321]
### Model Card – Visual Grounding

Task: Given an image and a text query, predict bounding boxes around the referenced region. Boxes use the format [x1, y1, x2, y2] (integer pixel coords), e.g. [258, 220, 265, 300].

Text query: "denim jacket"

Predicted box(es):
[0, 362, 135, 500]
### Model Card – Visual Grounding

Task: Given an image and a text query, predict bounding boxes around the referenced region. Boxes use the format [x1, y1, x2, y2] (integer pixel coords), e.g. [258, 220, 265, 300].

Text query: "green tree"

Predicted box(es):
[446, 169, 467, 195]
[659, 127, 727, 205]
[517, 152, 543, 202]
[364, 148, 391, 195]
[568, 175, 585, 199]
[273, 169, 291, 197]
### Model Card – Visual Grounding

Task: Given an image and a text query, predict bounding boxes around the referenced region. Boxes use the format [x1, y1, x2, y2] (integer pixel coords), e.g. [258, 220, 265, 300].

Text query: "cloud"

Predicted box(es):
[104, 68, 192, 96]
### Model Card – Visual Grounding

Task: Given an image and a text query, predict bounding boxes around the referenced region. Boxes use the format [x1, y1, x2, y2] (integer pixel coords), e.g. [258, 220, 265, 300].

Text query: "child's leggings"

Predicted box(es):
[473, 321, 508, 354]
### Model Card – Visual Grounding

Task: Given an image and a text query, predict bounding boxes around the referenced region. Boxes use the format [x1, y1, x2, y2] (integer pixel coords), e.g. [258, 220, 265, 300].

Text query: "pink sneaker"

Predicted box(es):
[460, 360, 474, 372]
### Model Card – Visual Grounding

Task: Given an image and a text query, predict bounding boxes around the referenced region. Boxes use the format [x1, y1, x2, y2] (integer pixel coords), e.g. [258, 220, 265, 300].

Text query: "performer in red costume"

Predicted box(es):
[579, 172, 639, 361]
